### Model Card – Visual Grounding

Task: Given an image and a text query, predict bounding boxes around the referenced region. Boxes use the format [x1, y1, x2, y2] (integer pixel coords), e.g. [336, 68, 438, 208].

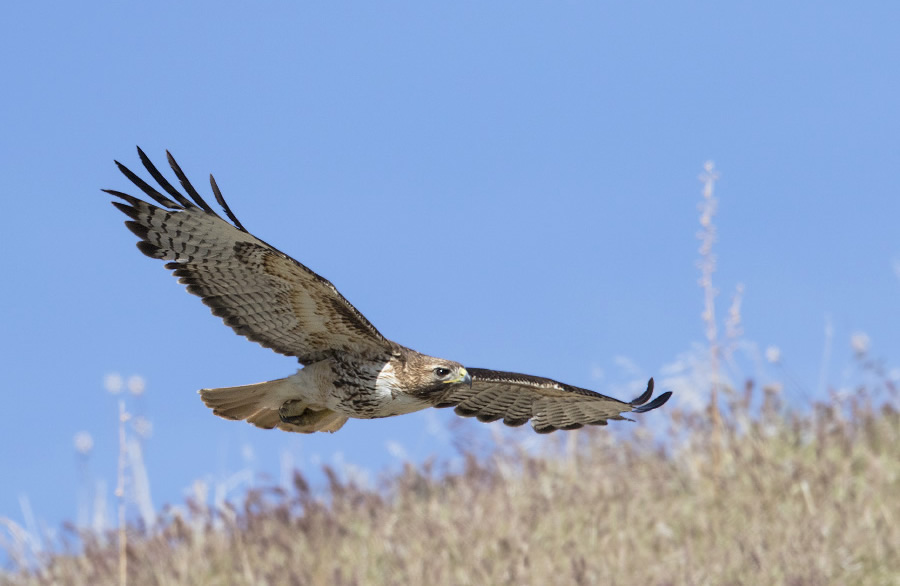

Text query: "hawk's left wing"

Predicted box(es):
[433, 369, 670, 433]
[105, 148, 396, 365]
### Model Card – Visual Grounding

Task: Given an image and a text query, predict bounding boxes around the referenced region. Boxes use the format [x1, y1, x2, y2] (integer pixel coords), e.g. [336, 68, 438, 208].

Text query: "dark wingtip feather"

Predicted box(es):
[210, 173, 247, 232]
[113, 159, 182, 209]
[110, 201, 141, 220]
[124, 220, 149, 240]
[136, 241, 163, 258]
[137, 146, 196, 209]
[102, 189, 141, 207]
[629, 378, 655, 406]
[166, 150, 216, 214]
[632, 391, 673, 414]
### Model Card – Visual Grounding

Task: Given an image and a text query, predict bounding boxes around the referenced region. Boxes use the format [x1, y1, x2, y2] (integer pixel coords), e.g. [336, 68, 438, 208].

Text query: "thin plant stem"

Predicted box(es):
[116, 400, 130, 586]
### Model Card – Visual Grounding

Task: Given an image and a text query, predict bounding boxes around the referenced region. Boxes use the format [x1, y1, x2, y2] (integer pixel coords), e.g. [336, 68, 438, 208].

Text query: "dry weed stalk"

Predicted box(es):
[697, 160, 724, 472]
[115, 401, 129, 586]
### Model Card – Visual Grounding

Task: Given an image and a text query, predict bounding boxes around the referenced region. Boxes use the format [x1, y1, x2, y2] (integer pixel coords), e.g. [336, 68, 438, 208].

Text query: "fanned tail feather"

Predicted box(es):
[199, 379, 347, 433]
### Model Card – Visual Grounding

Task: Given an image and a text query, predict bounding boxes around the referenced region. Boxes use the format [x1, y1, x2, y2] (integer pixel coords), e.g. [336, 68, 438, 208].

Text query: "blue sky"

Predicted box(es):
[2, 2, 899, 539]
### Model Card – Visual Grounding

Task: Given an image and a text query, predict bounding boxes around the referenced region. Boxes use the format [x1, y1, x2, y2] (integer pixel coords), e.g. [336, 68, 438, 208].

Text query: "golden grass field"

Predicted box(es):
[3, 378, 898, 585]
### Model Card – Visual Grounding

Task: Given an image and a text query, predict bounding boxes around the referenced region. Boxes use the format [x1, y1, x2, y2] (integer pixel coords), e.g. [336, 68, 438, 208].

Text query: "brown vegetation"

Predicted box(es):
[3, 380, 898, 585]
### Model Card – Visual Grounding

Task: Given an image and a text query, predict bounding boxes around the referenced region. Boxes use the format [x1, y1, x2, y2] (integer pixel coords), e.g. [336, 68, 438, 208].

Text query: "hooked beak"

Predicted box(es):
[446, 367, 472, 387]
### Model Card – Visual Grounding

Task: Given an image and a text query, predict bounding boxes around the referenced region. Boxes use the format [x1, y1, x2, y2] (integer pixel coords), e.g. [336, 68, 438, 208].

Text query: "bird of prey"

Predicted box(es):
[106, 148, 671, 434]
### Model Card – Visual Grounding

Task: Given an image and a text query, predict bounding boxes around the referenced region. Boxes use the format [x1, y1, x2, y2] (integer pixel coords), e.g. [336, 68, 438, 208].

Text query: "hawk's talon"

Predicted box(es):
[279, 402, 331, 426]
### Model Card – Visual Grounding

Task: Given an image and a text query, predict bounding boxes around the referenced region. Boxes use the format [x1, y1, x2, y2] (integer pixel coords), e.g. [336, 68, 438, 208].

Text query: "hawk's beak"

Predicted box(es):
[443, 367, 472, 387]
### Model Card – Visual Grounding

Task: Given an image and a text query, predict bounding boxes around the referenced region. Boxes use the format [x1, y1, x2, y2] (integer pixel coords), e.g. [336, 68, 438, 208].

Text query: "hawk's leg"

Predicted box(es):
[279, 401, 333, 427]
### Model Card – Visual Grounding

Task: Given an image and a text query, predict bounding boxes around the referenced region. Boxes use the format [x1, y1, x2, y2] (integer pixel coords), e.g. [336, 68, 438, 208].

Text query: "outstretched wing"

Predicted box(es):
[105, 147, 395, 364]
[433, 369, 671, 433]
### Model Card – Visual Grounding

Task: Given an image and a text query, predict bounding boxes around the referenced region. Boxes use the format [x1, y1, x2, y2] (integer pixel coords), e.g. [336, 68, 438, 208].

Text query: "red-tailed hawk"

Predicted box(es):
[106, 148, 671, 434]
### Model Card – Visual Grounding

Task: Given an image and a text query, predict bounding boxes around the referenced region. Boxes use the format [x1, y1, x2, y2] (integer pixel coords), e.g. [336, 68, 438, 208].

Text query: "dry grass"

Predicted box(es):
[3, 380, 898, 586]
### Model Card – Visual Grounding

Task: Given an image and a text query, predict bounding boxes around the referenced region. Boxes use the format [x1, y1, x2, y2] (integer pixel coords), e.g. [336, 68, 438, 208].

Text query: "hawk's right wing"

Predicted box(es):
[434, 369, 670, 433]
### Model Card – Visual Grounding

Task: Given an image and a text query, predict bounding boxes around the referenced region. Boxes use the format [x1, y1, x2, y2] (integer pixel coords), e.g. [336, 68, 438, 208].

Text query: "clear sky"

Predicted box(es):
[2, 2, 899, 540]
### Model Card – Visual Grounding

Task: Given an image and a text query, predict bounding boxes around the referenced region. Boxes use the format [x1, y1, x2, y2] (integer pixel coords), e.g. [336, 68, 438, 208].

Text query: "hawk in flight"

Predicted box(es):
[106, 149, 671, 434]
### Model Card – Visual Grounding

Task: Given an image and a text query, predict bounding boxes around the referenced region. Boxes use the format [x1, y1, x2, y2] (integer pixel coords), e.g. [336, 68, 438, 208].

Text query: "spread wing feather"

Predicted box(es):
[435, 369, 671, 433]
[105, 147, 394, 365]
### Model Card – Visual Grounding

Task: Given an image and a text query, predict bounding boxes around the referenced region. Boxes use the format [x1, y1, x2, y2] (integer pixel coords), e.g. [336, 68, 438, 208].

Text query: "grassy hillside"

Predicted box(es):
[3, 381, 898, 585]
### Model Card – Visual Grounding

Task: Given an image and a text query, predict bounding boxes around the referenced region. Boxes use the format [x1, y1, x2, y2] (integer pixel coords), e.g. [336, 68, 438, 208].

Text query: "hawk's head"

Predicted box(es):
[397, 352, 472, 397]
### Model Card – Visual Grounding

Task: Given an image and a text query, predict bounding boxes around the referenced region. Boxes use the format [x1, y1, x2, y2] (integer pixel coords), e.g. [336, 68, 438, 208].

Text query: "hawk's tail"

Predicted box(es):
[199, 379, 348, 433]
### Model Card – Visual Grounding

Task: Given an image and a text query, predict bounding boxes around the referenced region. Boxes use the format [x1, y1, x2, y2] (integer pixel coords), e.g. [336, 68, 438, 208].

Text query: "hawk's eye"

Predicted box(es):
[433, 367, 452, 378]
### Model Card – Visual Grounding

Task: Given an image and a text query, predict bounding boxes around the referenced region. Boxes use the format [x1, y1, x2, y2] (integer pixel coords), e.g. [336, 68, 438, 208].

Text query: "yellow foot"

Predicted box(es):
[279, 401, 332, 427]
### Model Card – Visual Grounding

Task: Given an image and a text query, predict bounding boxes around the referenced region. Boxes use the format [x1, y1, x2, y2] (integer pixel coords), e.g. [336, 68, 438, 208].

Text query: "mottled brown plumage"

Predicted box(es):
[107, 148, 671, 434]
